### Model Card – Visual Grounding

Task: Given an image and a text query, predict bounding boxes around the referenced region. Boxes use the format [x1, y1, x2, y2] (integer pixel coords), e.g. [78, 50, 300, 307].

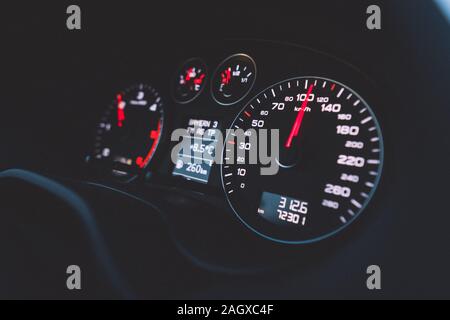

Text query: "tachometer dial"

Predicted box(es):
[211, 54, 256, 105]
[173, 58, 207, 103]
[221, 77, 383, 243]
[93, 83, 164, 178]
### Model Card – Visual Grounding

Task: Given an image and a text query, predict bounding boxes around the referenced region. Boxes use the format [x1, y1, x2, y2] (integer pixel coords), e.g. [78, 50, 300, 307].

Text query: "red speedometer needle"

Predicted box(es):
[285, 84, 314, 148]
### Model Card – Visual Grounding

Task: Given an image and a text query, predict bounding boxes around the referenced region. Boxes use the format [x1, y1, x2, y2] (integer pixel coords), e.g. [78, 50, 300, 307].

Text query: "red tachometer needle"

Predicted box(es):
[117, 94, 125, 128]
[285, 84, 314, 148]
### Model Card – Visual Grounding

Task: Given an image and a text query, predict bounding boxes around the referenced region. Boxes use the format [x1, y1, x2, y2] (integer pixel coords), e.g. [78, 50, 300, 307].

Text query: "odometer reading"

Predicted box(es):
[221, 77, 383, 243]
[258, 192, 309, 227]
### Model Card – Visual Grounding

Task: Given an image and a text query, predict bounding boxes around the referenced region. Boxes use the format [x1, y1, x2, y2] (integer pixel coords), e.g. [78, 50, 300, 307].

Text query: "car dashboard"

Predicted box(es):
[1, 0, 450, 299]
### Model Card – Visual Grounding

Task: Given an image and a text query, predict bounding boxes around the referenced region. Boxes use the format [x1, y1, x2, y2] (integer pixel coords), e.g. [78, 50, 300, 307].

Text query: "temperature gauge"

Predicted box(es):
[211, 54, 256, 105]
[173, 58, 207, 104]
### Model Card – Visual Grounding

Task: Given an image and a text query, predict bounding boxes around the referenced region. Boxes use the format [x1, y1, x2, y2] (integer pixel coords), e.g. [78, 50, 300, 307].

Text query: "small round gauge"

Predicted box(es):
[173, 58, 207, 103]
[93, 83, 164, 178]
[211, 54, 256, 105]
[221, 77, 383, 244]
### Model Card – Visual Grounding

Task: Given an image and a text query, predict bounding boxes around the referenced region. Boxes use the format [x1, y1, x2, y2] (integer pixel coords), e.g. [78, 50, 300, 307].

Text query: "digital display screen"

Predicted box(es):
[257, 192, 309, 227]
[172, 118, 220, 184]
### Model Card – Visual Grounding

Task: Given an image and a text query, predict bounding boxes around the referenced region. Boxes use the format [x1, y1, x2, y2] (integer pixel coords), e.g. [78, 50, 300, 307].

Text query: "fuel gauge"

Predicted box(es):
[211, 54, 256, 105]
[173, 58, 207, 104]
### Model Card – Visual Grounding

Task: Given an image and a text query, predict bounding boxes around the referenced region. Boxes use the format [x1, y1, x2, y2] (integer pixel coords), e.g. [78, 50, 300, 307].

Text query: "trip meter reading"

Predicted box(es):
[221, 77, 383, 243]
[92, 84, 164, 179]
[211, 54, 256, 105]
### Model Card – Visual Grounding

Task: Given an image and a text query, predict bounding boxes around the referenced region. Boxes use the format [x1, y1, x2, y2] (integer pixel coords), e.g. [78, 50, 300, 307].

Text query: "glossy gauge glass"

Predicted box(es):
[211, 54, 256, 105]
[93, 83, 164, 177]
[221, 77, 383, 244]
[173, 58, 207, 103]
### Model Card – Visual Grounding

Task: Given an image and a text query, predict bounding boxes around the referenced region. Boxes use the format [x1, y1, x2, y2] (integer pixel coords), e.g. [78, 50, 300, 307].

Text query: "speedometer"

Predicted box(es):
[221, 77, 383, 243]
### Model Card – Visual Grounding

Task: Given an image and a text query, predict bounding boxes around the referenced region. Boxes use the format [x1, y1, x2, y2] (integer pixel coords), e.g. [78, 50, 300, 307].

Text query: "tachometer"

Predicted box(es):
[93, 83, 164, 179]
[221, 77, 383, 243]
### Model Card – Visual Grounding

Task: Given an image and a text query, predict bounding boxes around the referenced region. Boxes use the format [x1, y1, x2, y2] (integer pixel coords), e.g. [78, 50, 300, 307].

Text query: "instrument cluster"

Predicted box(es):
[86, 40, 387, 246]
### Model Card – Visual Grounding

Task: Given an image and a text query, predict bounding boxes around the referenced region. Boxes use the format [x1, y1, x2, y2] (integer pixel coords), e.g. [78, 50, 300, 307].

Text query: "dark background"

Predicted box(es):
[1, 0, 450, 298]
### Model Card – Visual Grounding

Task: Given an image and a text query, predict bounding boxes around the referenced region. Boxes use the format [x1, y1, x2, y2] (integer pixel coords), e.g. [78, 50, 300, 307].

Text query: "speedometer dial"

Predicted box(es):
[221, 77, 383, 243]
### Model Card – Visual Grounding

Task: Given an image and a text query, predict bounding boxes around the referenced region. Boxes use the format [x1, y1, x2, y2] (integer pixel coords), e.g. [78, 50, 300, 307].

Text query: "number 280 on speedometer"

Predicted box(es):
[221, 76, 383, 244]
